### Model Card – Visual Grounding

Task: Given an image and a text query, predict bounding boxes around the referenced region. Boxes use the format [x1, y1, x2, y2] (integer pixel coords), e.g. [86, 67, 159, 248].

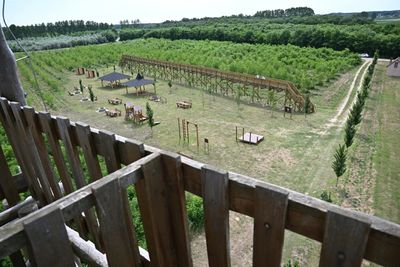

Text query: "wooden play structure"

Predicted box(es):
[178, 118, 199, 149]
[120, 55, 315, 113]
[75, 67, 85, 75]
[176, 100, 192, 109]
[0, 98, 398, 267]
[108, 98, 123, 105]
[86, 70, 96, 79]
[124, 103, 148, 123]
[236, 126, 264, 145]
[105, 109, 122, 117]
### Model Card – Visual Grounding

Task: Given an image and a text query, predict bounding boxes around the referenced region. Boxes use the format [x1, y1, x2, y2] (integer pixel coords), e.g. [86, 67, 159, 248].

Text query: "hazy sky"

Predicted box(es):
[3, 0, 400, 26]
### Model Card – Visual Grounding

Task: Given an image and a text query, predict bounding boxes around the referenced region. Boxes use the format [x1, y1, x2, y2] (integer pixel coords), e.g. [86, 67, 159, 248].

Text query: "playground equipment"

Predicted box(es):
[178, 118, 199, 150]
[236, 126, 264, 145]
[75, 67, 85, 75]
[120, 55, 315, 113]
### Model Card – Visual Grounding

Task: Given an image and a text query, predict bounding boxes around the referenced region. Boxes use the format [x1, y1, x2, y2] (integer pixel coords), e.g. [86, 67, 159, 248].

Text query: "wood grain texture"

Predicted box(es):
[92, 178, 141, 267]
[201, 165, 230, 267]
[253, 184, 288, 267]
[24, 208, 75, 267]
[319, 210, 371, 267]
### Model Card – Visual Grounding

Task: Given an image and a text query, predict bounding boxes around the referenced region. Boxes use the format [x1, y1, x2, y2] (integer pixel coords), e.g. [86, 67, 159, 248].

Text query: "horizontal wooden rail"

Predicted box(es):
[120, 55, 315, 112]
[0, 98, 398, 266]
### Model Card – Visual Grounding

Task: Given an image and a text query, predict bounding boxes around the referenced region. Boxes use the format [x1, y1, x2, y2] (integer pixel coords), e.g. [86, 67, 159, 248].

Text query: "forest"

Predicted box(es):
[120, 20, 400, 58]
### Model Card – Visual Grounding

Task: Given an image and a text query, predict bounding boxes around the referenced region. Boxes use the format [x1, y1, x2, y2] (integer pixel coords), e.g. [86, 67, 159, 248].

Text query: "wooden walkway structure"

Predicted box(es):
[120, 55, 315, 113]
[0, 98, 398, 267]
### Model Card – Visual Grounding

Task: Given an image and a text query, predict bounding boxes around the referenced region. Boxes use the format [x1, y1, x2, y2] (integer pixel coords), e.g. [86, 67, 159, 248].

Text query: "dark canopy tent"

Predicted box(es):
[122, 79, 156, 95]
[98, 72, 131, 87]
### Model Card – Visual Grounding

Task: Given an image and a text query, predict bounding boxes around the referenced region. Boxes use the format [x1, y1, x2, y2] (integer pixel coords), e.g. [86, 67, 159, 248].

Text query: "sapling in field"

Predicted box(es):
[332, 144, 347, 186]
[146, 102, 155, 132]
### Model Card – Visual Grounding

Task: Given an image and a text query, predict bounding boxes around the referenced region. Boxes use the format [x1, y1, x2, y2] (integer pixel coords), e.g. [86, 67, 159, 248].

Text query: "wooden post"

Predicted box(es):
[242, 127, 245, 141]
[178, 118, 181, 141]
[235, 126, 238, 142]
[196, 124, 199, 150]
[186, 121, 190, 144]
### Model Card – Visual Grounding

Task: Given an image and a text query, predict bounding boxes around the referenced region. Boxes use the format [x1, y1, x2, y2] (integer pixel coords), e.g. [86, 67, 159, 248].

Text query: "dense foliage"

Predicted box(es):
[3, 20, 112, 39]
[17, 39, 360, 108]
[8, 30, 117, 52]
[120, 19, 400, 58]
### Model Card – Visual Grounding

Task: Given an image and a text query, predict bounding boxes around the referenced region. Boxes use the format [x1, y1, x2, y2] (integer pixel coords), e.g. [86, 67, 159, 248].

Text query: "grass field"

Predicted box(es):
[16, 44, 399, 265]
[23, 57, 368, 265]
[344, 62, 400, 224]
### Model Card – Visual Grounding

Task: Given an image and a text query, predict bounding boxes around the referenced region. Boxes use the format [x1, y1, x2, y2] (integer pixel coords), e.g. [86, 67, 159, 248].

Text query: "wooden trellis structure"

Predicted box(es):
[178, 118, 199, 149]
[0, 98, 398, 267]
[120, 55, 315, 113]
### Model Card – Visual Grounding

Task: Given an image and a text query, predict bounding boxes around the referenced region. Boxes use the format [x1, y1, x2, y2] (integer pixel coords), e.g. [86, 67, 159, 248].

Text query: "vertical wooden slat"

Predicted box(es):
[56, 116, 101, 248]
[201, 165, 230, 267]
[253, 185, 288, 267]
[97, 129, 142, 266]
[37, 112, 74, 195]
[161, 152, 192, 267]
[319, 210, 371, 267]
[0, 98, 44, 203]
[23, 107, 62, 199]
[24, 208, 75, 267]
[92, 179, 141, 267]
[98, 130, 120, 173]
[10, 102, 54, 203]
[75, 122, 103, 182]
[0, 145, 20, 205]
[136, 153, 192, 267]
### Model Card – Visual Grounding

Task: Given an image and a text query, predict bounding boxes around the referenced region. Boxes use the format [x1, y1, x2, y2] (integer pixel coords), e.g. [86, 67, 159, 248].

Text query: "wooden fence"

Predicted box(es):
[0, 97, 398, 266]
[120, 55, 315, 113]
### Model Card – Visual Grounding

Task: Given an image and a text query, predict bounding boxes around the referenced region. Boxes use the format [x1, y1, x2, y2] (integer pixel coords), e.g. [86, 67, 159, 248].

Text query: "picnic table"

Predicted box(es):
[105, 109, 121, 117]
[108, 98, 122, 105]
[176, 101, 192, 109]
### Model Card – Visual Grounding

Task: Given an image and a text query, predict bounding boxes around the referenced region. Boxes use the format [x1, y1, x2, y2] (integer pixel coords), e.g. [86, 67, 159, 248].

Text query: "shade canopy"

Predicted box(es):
[122, 79, 155, 88]
[99, 72, 131, 82]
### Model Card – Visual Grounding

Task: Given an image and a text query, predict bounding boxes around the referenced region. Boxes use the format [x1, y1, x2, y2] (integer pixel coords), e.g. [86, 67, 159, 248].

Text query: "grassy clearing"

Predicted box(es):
[41, 59, 366, 265]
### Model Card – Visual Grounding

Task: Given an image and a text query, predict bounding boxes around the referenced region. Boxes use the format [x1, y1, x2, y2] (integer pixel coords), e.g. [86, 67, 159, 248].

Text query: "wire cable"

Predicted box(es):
[2, 0, 48, 111]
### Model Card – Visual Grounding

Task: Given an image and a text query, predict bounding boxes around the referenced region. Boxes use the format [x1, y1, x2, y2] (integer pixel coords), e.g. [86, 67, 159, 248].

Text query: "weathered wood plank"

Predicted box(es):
[201, 165, 230, 267]
[0, 145, 20, 205]
[23, 107, 62, 199]
[92, 178, 141, 267]
[56, 116, 101, 248]
[253, 184, 288, 267]
[0, 98, 44, 202]
[319, 210, 371, 267]
[24, 208, 75, 267]
[137, 153, 181, 266]
[75, 122, 103, 181]
[98, 130, 120, 173]
[10, 102, 54, 203]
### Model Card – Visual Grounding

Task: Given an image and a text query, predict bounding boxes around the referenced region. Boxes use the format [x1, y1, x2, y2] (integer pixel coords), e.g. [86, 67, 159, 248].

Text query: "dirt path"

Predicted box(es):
[319, 59, 372, 134]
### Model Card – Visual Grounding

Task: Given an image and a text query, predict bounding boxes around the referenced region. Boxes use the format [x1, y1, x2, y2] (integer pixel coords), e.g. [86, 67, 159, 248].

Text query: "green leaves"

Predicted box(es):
[332, 144, 347, 181]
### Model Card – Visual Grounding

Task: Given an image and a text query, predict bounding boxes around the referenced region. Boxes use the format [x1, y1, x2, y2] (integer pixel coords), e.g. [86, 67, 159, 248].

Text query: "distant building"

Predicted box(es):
[387, 57, 400, 77]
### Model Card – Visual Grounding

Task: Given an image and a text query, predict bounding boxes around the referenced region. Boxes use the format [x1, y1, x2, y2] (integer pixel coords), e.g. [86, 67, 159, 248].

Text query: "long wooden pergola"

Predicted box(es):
[120, 55, 315, 113]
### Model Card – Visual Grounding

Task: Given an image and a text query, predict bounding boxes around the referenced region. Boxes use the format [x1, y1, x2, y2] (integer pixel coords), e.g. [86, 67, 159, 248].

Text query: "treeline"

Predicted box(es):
[119, 22, 400, 58]
[254, 7, 315, 18]
[4, 20, 112, 39]
[8, 31, 117, 52]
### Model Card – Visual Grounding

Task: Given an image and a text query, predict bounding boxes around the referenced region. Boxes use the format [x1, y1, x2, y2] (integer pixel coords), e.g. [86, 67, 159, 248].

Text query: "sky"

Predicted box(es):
[3, 0, 400, 26]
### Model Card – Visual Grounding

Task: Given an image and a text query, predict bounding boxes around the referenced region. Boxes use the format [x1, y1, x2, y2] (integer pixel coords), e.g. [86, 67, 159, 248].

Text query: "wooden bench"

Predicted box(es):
[108, 98, 122, 105]
[105, 109, 122, 117]
[176, 101, 192, 109]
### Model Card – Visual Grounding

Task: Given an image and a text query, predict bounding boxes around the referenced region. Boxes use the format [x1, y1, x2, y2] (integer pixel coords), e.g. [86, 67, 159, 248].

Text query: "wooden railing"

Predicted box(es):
[0, 98, 398, 266]
[120, 55, 315, 113]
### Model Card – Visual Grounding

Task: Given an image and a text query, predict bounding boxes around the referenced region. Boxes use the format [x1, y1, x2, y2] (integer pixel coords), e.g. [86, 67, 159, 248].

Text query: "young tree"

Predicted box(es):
[344, 120, 356, 147]
[332, 144, 347, 186]
[168, 80, 172, 93]
[88, 85, 95, 102]
[79, 79, 83, 94]
[304, 93, 310, 118]
[146, 102, 155, 133]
